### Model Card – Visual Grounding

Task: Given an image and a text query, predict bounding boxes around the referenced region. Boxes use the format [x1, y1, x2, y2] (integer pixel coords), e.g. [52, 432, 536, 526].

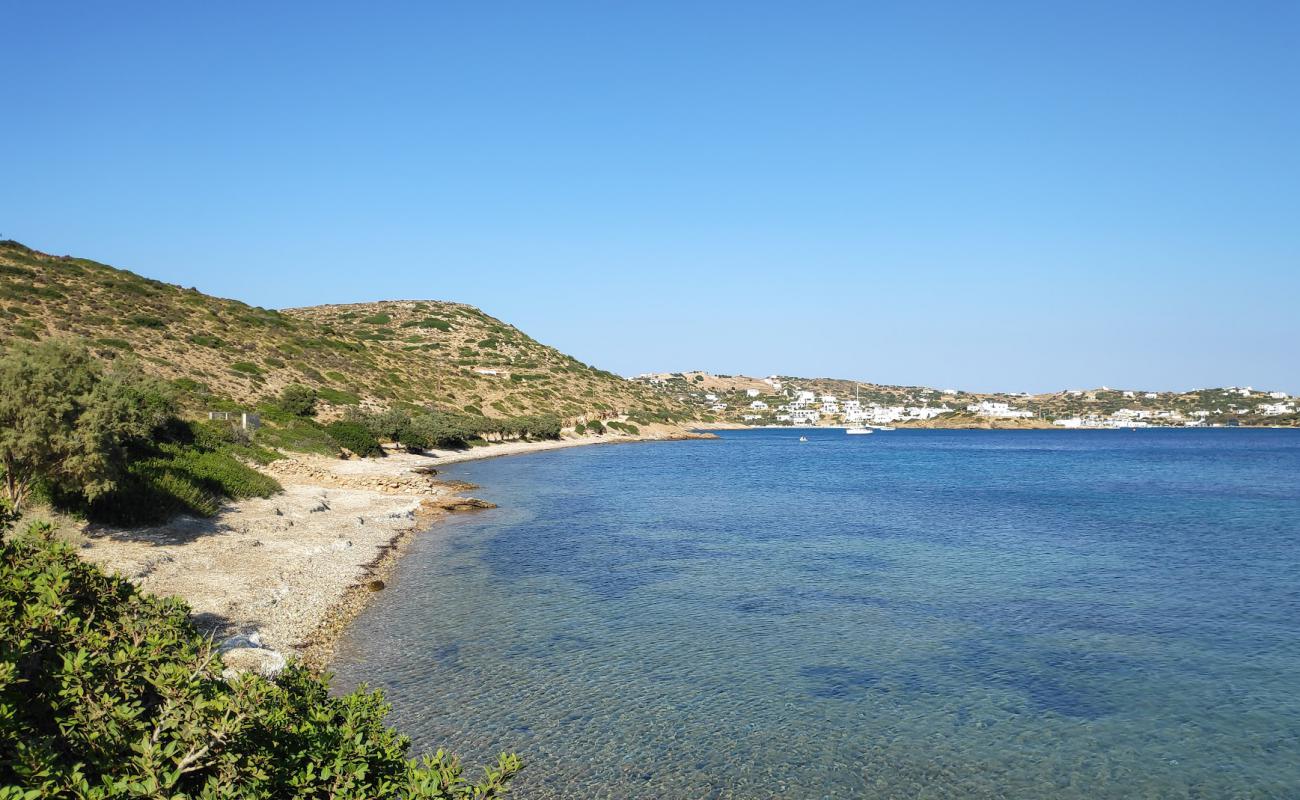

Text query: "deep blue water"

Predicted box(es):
[331, 429, 1300, 799]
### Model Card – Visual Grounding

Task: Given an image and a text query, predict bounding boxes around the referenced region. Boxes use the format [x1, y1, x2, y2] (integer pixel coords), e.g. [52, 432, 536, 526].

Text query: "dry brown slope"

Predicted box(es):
[0, 240, 686, 422]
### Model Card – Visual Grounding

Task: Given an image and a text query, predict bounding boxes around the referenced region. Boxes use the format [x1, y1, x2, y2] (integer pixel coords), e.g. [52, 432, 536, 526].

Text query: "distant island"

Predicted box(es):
[636, 371, 1299, 430]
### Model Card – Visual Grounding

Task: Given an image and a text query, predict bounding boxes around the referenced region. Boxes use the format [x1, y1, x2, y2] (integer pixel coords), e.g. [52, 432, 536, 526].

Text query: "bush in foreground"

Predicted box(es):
[0, 530, 519, 798]
[0, 339, 175, 515]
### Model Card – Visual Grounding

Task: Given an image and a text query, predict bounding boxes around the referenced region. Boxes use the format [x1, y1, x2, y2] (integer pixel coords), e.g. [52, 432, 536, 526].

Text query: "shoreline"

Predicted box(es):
[77, 427, 714, 673]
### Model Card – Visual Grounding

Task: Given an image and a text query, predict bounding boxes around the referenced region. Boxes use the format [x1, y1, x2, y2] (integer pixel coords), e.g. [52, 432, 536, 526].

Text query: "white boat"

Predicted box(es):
[845, 385, 874, 434]
[875, 425, 896, 431]
[799, 435, 809, 442]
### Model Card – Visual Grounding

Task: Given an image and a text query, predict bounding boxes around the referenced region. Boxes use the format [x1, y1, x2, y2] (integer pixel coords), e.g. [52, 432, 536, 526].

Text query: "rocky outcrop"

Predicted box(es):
[422, 497, 497, 512]
[264, 457, 445, 495]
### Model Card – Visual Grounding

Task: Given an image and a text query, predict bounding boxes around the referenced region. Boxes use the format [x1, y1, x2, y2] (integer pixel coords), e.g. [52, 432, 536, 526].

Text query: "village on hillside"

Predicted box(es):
[633, 372, 1300, 429]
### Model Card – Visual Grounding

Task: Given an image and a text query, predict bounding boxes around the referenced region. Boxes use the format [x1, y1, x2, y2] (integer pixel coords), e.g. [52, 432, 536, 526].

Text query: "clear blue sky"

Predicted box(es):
[4, 1, 1298, 393]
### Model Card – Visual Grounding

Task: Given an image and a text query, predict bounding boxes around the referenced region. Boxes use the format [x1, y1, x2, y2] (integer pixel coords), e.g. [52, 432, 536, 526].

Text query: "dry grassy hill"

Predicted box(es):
[0, 240, 687, 424]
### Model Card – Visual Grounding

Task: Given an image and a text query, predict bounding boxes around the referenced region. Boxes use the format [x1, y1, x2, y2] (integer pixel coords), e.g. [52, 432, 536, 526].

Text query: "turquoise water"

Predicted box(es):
[330, 429, 1300, 798]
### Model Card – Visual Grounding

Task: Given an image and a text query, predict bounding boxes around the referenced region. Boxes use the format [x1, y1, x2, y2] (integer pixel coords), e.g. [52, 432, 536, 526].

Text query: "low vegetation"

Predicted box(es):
[0, 523, 519, 798]
[0, 340, 279, 526]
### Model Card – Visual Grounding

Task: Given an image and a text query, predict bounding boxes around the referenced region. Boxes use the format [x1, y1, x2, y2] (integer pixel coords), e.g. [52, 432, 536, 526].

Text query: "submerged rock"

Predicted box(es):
[431, 497, 497, 512]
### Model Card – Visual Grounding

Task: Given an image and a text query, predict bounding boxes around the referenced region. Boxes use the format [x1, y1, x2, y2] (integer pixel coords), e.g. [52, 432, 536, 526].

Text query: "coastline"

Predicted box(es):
[77, 426, 714, 672]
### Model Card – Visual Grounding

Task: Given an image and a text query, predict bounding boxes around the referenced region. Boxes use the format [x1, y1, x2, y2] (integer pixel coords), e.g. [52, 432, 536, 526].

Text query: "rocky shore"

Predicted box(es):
[77, 428, 715, 674]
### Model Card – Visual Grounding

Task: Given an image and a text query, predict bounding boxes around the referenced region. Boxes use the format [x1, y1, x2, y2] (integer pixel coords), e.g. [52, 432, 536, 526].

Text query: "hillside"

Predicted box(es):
[0, 240, 686, 424]
[637, 371, 1300, 429]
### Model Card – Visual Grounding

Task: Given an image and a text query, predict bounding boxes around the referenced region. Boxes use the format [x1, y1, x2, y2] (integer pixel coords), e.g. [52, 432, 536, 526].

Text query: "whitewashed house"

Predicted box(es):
[907, 405, 950, 420]
[966, 401, 1034, 419]
[750, 400, 769, 410]
[789, 408, 821, 424]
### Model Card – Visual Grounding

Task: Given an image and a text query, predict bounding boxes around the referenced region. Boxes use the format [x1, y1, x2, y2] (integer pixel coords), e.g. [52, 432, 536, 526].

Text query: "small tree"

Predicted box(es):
[276, 384, 317, 417]
[0, 340, 175, 514]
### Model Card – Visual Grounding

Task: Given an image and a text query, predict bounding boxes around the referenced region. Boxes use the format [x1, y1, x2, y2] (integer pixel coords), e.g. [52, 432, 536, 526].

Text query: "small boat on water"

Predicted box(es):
[799, 435, 809, 442]
[875, 425, 896, 431]
[845, 386, 875, 435]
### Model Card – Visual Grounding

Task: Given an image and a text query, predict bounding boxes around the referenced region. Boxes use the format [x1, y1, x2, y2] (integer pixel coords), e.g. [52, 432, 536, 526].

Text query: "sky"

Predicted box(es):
[3, 1, 1298, 394]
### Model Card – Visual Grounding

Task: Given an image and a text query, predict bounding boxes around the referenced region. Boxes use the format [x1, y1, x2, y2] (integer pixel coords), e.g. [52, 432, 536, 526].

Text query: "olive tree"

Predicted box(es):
[0, 339, 174, 514]
[276, 383, 318, 417]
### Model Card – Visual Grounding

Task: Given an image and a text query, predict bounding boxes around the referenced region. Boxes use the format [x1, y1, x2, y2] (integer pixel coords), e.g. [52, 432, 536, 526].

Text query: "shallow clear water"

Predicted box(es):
[331, 429, 1300, 799]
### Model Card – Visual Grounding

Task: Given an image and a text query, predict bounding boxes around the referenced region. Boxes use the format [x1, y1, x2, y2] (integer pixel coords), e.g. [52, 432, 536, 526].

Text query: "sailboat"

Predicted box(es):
[846, 384, 874, 434]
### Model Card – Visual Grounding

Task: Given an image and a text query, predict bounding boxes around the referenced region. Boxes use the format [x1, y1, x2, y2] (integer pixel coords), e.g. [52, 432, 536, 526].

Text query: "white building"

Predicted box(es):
[746, 388, 761, 397]
[1258, 402, 1295, 416]
[704, 393, 718, 402]
[788, 408, 821, 424]
[966, 401, 1034, 419]
[907, 405, 950, 420]
[794, 390, 817, 406]
[750, 400, 768, 410]
[1269, 391, 1289, 399]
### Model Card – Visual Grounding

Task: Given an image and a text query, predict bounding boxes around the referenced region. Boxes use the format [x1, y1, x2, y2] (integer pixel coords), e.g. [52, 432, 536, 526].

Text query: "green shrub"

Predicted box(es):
[276, 384, 317, 417]
[126, 314, 165, 328]
[94, 338, 131, 350]
[254, 417, 340, 457]
[186, 333, 225, 348]
[164, 447, 280, 499]
[401, 317, 451, 332]
[230, 361, 262, 375]
[325, 420, 384, 457]
[85, 443, 281, 525]
[361, 313, 392, 325]
[0, 534, 520, 798]
[318, 387, 361, 405]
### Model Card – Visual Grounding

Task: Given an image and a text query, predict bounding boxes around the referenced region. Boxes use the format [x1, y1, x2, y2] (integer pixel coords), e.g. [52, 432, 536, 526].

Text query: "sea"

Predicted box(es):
[330, 428, 1300, 799]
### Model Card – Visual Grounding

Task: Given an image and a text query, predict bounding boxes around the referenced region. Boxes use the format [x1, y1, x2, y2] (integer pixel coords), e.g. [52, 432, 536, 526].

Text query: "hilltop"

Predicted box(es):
[636, 371, 1300, 429]
[0, 240, 686, 425]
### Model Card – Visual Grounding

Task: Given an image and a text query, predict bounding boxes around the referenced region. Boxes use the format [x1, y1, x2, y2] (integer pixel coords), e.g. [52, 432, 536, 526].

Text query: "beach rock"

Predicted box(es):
[218, 631, 287, 679]
[221, 646, 286, 679]
[367, 579, 386, 592]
